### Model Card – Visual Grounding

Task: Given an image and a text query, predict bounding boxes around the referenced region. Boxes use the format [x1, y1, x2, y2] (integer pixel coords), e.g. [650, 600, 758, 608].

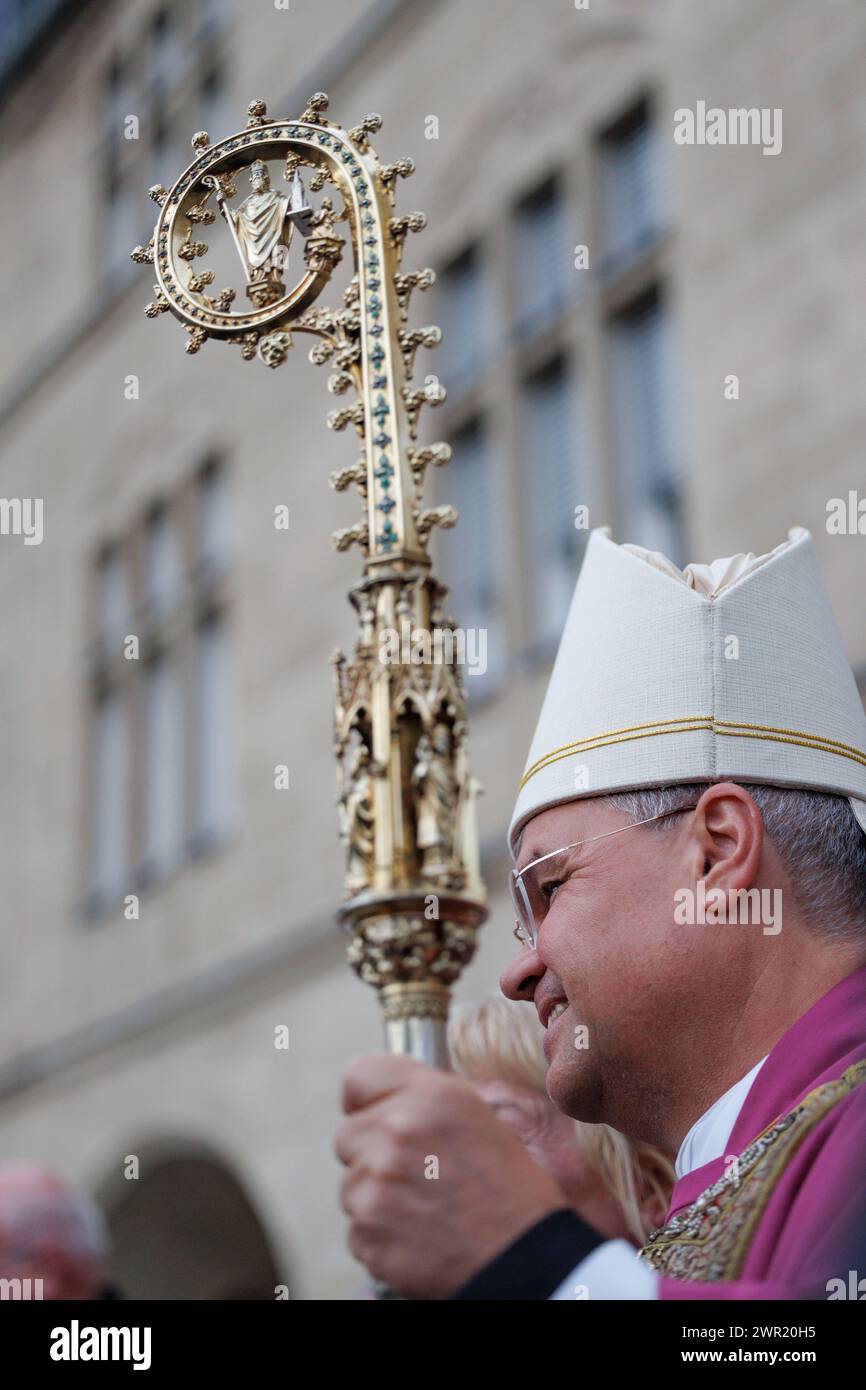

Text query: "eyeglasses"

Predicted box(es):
[510, 805, 698, 950]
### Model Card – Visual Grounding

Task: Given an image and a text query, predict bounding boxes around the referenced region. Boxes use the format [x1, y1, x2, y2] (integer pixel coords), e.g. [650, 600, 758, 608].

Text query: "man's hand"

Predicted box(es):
[335, 1054, 567, 1299]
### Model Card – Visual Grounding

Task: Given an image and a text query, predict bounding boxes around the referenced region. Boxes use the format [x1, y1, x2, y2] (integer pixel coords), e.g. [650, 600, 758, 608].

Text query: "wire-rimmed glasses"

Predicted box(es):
[510, 805, 698, 950]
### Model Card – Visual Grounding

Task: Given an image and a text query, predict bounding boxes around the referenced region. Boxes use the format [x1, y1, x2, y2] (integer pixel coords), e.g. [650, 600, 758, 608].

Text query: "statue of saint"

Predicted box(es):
[216, 160, 311, 306]
[337, 741, 375, 896]
[412, 723, 458, 878]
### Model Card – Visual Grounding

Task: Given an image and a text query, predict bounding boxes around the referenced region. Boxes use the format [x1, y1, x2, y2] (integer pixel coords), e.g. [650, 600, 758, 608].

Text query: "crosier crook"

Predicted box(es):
[133, 94, 488, 1070]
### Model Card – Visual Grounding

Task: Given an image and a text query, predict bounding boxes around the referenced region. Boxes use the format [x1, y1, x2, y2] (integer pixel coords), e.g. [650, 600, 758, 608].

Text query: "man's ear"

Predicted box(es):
[690, 782, 764, 889]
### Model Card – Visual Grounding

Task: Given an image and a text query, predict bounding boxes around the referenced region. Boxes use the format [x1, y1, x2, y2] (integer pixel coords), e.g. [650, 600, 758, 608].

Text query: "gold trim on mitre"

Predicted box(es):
[519, 717, 866, 791]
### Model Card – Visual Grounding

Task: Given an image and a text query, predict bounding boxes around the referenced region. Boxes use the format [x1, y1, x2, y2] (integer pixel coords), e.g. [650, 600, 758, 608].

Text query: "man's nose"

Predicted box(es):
[500, 943, 545, 1002]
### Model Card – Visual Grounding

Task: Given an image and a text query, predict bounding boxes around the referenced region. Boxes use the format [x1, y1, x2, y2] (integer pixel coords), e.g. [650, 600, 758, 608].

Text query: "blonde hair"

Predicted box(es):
[448, 995, 675, 1245]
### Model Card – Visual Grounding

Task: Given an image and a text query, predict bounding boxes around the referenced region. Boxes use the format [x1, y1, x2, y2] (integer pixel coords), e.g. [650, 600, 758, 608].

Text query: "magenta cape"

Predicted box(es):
[660, 964, 866, 1299]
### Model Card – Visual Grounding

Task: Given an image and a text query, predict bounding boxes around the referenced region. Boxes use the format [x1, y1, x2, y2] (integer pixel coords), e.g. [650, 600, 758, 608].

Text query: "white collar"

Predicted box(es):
[675, 1056, 768, 1179]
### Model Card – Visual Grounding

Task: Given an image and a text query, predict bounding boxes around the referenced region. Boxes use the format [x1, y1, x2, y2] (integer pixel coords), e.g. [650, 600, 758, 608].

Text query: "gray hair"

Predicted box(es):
[604, 783, 866, 942]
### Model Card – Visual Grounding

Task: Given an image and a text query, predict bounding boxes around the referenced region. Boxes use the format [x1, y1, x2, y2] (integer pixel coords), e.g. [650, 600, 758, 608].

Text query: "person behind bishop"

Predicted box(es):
[336, 525, 866, 1299]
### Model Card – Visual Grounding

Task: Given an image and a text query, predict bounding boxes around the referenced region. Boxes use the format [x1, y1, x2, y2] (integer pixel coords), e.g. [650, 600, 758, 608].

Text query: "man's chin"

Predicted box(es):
[544, 1037, 599, 1123]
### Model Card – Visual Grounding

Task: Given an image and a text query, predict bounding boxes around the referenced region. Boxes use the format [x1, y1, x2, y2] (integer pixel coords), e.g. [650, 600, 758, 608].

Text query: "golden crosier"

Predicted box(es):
[133, 95, 488, 1064]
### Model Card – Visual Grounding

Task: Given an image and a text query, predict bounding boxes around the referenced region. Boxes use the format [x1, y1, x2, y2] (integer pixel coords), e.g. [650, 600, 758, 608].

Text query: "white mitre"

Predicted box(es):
[508, 526, 866, 854]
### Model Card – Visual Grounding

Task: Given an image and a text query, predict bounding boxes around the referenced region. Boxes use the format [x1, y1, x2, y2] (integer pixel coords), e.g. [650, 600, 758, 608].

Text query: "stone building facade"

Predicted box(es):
[0, 0, 863, 1297]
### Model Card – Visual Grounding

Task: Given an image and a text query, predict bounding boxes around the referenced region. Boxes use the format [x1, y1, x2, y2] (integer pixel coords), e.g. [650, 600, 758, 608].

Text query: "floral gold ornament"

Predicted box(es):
[133, 95, 488, 1066]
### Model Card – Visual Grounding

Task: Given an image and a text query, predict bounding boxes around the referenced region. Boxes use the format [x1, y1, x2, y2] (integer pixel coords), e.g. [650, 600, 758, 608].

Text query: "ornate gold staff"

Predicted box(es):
[132, 95, 488, 1066]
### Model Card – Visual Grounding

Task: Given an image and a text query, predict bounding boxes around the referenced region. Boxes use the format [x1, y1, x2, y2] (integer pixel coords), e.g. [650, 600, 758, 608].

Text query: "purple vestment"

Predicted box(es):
[659, 965, 866, 1299]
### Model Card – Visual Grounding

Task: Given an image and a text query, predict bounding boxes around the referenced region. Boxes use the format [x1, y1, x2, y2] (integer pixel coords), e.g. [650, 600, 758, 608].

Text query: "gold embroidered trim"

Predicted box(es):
[639, 1058, 866, 1283]
[519, 717, 866, 790]
[520, 717, 711, 786]
[714, 720, 866, 759]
